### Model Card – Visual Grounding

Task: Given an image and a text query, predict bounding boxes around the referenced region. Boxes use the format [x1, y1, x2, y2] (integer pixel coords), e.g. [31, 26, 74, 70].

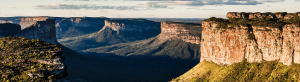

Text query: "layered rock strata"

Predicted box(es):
[15, 18, 57, 44]
[158, 22, 202, 44]
[227, 12, 300, 19]
[201, 15, 300, 66]
[55, 17, 108, 39]
[19, 17, 49, 30]
[103, 19, 160, 32]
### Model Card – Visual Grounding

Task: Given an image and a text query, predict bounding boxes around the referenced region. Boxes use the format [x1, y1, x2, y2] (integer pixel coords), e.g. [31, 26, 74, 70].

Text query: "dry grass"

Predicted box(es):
[172, 59, 300, 82]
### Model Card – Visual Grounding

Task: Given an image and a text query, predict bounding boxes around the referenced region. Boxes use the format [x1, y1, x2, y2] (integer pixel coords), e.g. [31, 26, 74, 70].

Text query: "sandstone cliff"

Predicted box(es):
[89, 19, 161, 44]
[158, 22, 201, 44]
[201, 12, 300, 66]
[19, 17, 49, 30]
[16, 18, 57, 44]
[101, 19, 160, 32]
[55, 17, 108, 39]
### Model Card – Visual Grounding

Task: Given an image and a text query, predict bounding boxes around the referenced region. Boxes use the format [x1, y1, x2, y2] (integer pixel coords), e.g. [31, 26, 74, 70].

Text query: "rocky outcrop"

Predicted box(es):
[19, 17, 49, 30]
[201, 15, 300, 66]
[227, 12, 300, 19]
[15, 18, 57, 44]
[158, 22, 201, 44]
[90, 18, 161, 41]
[55, 17, 108, 39]
[103, 19, 160, 32]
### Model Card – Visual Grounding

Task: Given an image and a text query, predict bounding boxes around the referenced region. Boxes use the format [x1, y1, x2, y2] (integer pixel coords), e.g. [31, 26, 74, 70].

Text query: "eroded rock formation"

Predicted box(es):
[15, 18, 57, 44]
[201, 13, 300, 66]
[103, 19, 160, 32]
[19, 17, 49, 30]
[227, 12, 300, 19]
[158, 22, 202, 44]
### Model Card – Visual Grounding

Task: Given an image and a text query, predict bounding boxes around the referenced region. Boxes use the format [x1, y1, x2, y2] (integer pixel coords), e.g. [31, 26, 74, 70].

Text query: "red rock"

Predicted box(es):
[159, 22, 201, 44]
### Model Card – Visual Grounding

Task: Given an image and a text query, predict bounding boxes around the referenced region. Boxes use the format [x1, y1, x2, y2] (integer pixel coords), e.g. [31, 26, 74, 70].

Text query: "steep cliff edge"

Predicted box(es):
[55, 17, 108, 39]
[19, 17, 49, 30]
[16, 18, 57, 44]
[201, 12, 300, 66]
[172, 12, 300, 82]
[83, 21, 202, 60]
[158, 22, 201, 44]
[90, 19, 161, 42]
[0, 17, 57, 44]
[59, 18, 161, 51]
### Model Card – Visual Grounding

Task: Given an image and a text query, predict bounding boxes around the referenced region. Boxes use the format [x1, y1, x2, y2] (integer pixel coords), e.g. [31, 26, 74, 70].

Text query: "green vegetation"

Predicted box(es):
[0, 37, 64, 81]
[172, 59, 300, 82]
[203, 15, 300, 30]
[247, 33, 255, 40]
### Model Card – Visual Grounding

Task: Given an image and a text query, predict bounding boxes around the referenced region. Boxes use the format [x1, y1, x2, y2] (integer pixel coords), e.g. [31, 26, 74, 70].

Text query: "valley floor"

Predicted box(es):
[58, 43, 198, 82]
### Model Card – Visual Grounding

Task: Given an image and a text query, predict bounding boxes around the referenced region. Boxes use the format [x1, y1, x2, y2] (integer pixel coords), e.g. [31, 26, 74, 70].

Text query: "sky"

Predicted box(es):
[0, 0, 299, 18]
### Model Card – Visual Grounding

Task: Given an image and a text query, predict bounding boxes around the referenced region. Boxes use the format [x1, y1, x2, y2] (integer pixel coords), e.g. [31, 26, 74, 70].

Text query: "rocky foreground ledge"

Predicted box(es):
[0, 37, 67, 82]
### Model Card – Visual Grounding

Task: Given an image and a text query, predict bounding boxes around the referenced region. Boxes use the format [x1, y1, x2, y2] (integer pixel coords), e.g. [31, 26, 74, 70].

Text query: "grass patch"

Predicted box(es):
[203, 15, 300, 30]
[172, 59, 300, 82]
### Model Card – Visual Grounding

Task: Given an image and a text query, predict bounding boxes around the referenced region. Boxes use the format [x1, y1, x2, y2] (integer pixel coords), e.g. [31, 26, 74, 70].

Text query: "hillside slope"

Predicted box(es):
[58, 39, 199, 82]
[83, 37, 200, 60]
[59, 18, 161, 51]
[172, 60, 300, 82]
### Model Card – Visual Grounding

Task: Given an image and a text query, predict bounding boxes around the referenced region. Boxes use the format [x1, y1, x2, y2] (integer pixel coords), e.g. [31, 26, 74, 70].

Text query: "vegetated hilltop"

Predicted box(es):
[172, 12, 300, 82]
[0, 37, 66, 82]
[83, 21, 202, 60]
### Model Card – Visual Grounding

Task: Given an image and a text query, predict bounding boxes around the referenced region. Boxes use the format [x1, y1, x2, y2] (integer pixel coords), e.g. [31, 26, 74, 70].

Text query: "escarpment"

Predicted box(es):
[55, 17, 108, 39]
[102, 19, 160, 32]
[90, 19, 161, 43]
[19, 17, 49, 30]
[201, 12, 300, 66]
[0, 17, 57, 44]
[158, 22, 202, 44]
[15, 18, 57, 44]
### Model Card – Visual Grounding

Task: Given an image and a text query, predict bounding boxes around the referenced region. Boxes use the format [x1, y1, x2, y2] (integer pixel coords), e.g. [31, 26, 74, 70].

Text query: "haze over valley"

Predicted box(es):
[1, 0, 300, 82]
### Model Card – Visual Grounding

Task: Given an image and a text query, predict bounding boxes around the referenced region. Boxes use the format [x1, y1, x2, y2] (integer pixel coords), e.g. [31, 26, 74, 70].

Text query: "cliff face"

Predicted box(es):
[158, 22, 202, 44]
[90, 19, 161, 42]
[15, 18, 57, 44]
[201, 13, 300, 66]
[19, 17, 49, 30]
[103, 19, 160, 32]
[0, 17, 57, 44]
[55, 17, 108, 39]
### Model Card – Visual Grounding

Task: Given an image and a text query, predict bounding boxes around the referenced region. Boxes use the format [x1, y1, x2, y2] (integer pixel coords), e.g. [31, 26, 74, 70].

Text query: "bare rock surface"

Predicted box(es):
[201, 14, 300, 66]
[158, 22, 201, 44]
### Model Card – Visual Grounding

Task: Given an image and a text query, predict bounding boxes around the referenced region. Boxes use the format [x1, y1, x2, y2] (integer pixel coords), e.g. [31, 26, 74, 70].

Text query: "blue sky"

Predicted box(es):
[0, 0, 299, 18]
